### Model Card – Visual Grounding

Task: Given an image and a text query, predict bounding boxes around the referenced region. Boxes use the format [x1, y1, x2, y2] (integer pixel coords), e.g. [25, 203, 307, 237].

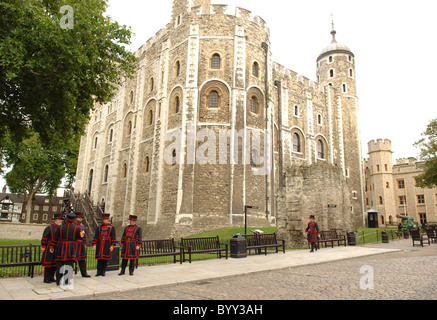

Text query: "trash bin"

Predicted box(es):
[403, 228, 409, 239]
[381, 231, 389, 243]
[347, 232, 356, 246]
[230, 234, 247, 259]
[106, 245, 120, 271]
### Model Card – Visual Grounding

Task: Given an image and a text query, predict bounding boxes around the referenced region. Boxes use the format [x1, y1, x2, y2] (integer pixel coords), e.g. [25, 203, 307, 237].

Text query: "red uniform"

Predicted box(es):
[41, 223, 59, 267]
[50, 220, 84, 262]
[93, 223, 117, 260]
[75, 221, 87, 261]
[305, 221, 320, 244]
[120, 225, 142, 260]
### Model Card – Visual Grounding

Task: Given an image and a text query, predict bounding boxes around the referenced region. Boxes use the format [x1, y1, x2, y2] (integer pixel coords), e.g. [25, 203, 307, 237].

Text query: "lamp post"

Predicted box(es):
[244, 205, 259, 235]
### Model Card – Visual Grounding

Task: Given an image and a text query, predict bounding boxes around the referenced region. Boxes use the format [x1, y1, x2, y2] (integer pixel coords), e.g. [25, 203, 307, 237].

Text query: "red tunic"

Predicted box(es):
[41, 223, 59, 267]
[305, 221, 320, 244]
[75, 221, 87, 261]
[50, 222, 84, 262]
[92, 223, 117, 260]
[120, 225, 142, 260]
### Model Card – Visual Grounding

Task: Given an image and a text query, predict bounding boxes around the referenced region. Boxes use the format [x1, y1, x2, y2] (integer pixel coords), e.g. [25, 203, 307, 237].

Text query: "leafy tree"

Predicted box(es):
[0, 0, 136, 147]
[414, 119, 437, 188]
[1, 129, 80, 223]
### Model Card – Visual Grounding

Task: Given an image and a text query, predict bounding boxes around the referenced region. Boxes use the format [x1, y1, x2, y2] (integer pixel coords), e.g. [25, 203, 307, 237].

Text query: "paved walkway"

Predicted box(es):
[0, 242, 405, 300]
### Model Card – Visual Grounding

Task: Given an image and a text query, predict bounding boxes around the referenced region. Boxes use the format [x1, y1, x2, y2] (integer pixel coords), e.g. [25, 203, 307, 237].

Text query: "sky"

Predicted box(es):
[1, 0, 436, 192]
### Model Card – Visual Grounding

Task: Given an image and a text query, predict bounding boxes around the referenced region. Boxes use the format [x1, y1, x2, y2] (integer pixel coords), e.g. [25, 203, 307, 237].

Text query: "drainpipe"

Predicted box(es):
[274, 80, 283, 189]
[262, 42, 269, 219]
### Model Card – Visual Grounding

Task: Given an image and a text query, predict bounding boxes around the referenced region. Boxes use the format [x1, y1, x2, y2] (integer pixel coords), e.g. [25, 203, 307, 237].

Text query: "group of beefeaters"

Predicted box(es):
[41, 212, 142, 285]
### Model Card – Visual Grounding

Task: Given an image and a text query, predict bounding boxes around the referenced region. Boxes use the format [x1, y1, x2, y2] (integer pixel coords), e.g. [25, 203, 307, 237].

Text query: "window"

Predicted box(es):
[175, 61, 181, 77]
[211, 54, 221, 69]
[329, 56, 333, 63]
[386, 182, 390, 188]
[250, 97, 258, 114]
[419, 213, 427, 225]
[145, 157, 150, 173]
[172, 150, 177, 166]
[109, 129, 113, 143]
[417, 195, 425, 204]
[329, 69, 334, 78]
[103, 165, 109, 183]
[252, 62, 259, 77]
[379, 196, 384, 205]
[128, 121, 132, 135]
[43, 214, 48, 221]
[385, 164, 388, 171]
[293, 133, 301, 153]
[250, 149, 258, 168]
[342, 84, 347, 93]
[150, 77, 154, 92]
[399, 196, 406, 205]
[294, 105, 299, 117]
[94, 137, 98, 149]
[377, 165, 380, 172]
[317, 114, 322, 125]
[175, 96, 180, 114]
[129, 91, 134, 105]
[317, 140, 325, 159]
[149, 110, 154, 126]
[123, 163, 127, 178]
[349, 69, 354, 77]
[209, 91, 219, 109]
[398, 179, 405, 189]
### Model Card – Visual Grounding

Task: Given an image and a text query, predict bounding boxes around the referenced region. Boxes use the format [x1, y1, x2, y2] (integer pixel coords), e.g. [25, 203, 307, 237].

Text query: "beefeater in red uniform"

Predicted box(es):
[119, 215, 142, 276]
[305, 215, 320, 253]
[41, 213, 63, 283]
[50, 213, 85, 285]
[75, 212, 90, 278]
[93, 213, 116, 277]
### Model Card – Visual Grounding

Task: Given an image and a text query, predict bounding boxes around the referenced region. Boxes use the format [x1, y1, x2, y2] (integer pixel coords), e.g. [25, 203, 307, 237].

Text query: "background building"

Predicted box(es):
[364, 139, 437, 227]
[74, 0, 364, 242]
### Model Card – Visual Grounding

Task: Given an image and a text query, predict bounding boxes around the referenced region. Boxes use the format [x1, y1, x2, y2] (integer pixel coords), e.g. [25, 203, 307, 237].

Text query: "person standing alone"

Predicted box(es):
[305, 215, 320, 253]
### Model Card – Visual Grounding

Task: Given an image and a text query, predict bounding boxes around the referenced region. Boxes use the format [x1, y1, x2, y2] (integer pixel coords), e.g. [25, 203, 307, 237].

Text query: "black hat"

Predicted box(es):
[53, 213, 62, 220]
[128, 215, 137, 221]
[310, 215, 315, 219]
[67, 213, 76, 222]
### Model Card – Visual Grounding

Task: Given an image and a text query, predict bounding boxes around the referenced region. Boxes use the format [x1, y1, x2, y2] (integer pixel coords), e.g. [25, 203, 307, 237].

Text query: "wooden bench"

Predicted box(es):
[244, 233, 285, 255]
[425, 228, 437, 244]
[410, 229, 430, 247]
[319, 230, 347, 248]
[180, 236, 228, 263]
[136, 238, 182, 268]
[0, 245, 41, 278]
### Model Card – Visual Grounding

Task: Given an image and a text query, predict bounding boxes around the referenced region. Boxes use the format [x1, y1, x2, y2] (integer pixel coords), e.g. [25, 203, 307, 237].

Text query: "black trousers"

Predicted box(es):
[96, 259, 109, 275]
[43, 266, 56, 283]
[56, 261, 75, 286]
[77, 260, 88, 276]
[120, 259, 135, 274]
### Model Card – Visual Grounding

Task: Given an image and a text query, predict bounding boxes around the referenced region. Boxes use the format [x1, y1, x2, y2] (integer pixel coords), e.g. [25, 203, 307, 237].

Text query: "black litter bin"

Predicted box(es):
[347, 232, 356, 246]
[381, 231, 389, 243]
[106, 245, 120, 271]
[230, 234, 247, 259]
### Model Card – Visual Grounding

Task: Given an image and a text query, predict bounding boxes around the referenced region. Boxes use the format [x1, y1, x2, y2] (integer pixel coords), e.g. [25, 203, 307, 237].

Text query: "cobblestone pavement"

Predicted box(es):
[76, 240, 437, 300]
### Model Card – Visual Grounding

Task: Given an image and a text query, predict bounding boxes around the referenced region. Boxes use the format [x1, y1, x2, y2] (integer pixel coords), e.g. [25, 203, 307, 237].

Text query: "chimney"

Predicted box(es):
[2, 185, 6, 193]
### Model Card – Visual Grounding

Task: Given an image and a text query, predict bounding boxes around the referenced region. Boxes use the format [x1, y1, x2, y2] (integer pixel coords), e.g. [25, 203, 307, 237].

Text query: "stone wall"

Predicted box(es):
[0, 223, 48, 241]
[277, 163, 357, 247]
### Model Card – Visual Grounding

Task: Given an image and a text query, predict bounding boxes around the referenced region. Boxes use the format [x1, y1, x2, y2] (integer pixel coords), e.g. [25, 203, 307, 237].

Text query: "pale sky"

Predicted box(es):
[1, 0, 436, 193]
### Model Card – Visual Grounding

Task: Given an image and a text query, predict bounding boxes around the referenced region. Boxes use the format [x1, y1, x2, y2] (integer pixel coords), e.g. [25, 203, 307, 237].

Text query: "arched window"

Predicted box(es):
[293, 133, 301, 153]
[109, 129, 113, 143]
[209, 91, 219, 109]
[150, 77, 154, 92]
[349, 69, 354, 77]
[317, 114, 322, 125]
[379, 196, 384, 205]
[211, 54, 221, 69]
[250, 96, 258, 114]
[94, 137, 98, 149]
[317, 140, 325, 159]
[123, 163, 128, 178]
[329, 69, 334, 78]
[252, 62, 259, 77]
[103, 165, 109, 183]
[294, 105, 299, 117]
[329, 56, 333, 63]
[342, 84, 347, 93]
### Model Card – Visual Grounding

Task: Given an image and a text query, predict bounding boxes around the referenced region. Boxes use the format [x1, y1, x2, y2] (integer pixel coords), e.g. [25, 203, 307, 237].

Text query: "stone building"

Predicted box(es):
[364, 139, 437, 227]
[74, 0, 365, 242]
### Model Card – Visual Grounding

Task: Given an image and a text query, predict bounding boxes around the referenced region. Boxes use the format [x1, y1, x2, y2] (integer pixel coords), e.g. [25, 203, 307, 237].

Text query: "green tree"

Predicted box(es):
[2, 129, 80, 223]
[414, 119, 437, 188]
[0, 0, 136, 146]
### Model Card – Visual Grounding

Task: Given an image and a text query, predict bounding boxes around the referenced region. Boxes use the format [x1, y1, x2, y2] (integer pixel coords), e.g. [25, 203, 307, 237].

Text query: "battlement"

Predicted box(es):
[395, 157, 417, 165]
[368, 139, 393, 153]
[274, 62, 324, 93]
